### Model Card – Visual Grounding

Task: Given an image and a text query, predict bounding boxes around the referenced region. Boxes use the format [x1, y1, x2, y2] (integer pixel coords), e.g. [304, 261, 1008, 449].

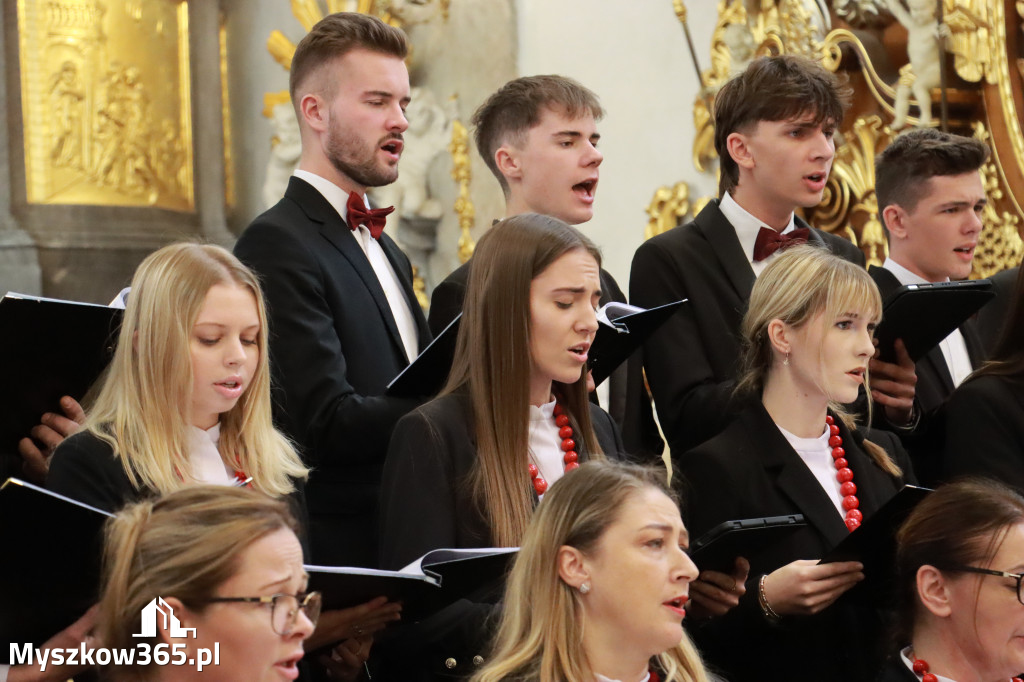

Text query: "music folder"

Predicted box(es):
[875, 280, 995, 363]
[589, 299, 687, 386]
[690, 514, 806, 574]
[0, 292, 123, 452]
[307, 547, 517, 622]
[386, 314, 461, 399]
[0, 478, 113, 662]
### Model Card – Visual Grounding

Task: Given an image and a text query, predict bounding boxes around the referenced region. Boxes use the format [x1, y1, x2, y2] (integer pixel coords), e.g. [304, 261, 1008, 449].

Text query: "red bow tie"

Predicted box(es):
[346, 192, 395, 240]
[752, 226, 811, 262]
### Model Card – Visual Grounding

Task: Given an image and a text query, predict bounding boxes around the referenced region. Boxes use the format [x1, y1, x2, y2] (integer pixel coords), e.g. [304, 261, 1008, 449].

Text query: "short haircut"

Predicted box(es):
[471, 75, 604, 195]
[714, 55, 851, 195]
[875, 128, 989, 225]
[289, 12, 408, 105]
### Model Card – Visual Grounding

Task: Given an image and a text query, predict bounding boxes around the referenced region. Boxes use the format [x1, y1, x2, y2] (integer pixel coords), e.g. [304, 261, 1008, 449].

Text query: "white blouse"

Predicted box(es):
[187, 423, 235, 485]
[528, 398, 565, 496]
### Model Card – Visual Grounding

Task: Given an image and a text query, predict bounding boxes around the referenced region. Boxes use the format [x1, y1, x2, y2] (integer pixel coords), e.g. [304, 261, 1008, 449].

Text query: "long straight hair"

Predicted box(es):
[442, 214, 603, 547]
[736, 245, 901, 477]
[472, 461, 709, 682]
[80, 242, 307, 497]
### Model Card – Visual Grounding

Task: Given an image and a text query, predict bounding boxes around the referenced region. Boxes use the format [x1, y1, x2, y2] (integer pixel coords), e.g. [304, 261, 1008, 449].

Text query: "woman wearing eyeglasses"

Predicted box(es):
[882, 478, 1024, 682]
[99, 485, 320, 682]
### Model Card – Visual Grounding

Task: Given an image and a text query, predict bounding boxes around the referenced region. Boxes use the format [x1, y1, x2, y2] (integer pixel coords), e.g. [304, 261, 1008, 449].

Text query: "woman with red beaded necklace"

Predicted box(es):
[676, 245, 914, 682]
[881, 479, 1024, 682]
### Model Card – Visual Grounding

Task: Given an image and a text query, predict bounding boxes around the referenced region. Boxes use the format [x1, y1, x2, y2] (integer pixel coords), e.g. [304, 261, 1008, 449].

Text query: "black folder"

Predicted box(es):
[589, 299, 687, 386]
[819, 485, 931, 596]
[690, 514, 806, 574]
[0, 478, 113, 662]
[0, 293, 122, 451]
[386, 314, 461, 398]
[875, 280, 994, 363]
[307, 547, 516, 623]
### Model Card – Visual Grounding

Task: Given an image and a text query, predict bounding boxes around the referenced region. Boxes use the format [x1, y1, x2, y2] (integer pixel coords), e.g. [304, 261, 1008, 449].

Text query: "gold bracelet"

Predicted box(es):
[758, 574, 781, 623]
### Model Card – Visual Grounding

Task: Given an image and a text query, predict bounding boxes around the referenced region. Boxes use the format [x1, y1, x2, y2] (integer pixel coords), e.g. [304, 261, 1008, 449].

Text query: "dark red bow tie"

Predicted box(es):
[752, 226, 811, 262]
[346, 192, 394, 240]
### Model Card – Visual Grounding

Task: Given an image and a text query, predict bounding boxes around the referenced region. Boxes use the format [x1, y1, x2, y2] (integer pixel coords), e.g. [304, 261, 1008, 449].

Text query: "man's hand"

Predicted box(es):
[869, 339, 916, 426]
[17, 396, 86, 483]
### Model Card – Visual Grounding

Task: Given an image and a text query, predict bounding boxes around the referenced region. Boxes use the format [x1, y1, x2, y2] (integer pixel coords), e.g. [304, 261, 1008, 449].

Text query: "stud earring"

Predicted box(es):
[579, 582, 590, 595]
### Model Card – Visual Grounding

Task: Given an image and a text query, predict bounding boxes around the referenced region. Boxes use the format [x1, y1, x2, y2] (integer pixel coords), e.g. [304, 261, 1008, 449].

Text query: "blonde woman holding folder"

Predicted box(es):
[676, 246, 914, 682]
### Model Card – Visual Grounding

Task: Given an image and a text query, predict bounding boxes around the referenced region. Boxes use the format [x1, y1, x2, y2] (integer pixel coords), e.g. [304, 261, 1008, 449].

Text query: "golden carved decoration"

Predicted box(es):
[220, 15, 235, 209]
[449, 111, 475, 264]
[18, 0, 194, 209]
[810, 115, 893, 267]
[972, 122, 1023, 278]
[645, 182, 692, 240]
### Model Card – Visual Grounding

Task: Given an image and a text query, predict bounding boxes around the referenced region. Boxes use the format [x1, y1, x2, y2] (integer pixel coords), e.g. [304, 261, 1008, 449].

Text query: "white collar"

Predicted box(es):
[595, 673, 650, 682]
[292, 169, 370, 228]
[719, 191, 797, 265]
[882, 257, 950, 286]
[899, 647, 957, 682]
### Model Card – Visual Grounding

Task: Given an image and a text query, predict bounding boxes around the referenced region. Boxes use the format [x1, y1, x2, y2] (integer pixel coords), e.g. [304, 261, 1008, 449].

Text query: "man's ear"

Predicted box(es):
[299, 92, 328, 134]
[495, 144, 522, 181]
[916, 565, 954, 618]
[726, 131, 755, 171]
[882, 204, 909, 240]
[556, 545, 590, 591]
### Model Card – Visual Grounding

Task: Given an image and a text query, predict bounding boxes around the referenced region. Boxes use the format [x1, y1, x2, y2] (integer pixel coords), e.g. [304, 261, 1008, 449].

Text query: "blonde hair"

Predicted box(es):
[472, 461, 709, 682]
[82, 242, 307, 497]
[443, 214, 604, 548]
[737, 245, 901, 476]
[99, 486, 299, 682]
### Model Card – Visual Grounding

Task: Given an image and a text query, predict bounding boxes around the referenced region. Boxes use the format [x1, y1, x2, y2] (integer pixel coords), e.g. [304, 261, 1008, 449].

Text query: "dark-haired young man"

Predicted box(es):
[428, 75, 662, 457]
[630, 54, 916, 458]
[234, 13, 430, 567]
[873, 127, 990, 483]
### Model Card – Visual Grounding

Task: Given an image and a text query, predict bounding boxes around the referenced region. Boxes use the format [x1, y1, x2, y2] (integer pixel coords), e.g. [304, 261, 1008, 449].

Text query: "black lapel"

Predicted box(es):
[695, 200, 757, 302]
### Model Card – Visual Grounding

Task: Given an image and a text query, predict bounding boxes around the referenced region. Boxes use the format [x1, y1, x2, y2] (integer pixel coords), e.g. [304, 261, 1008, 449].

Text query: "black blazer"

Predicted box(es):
[676, 403, 913, 682]
[428, 258, 663, 460]
[875, 655, 918, 682]
[629, 199, 866, 457]
[378, 391, 624, 570]
[234, 176, 431, 567]
[942, 374, 1024, 489]
[975, 265, 1019, 355]
[868, 266, 985, 485]
[46, 430, 311, 551]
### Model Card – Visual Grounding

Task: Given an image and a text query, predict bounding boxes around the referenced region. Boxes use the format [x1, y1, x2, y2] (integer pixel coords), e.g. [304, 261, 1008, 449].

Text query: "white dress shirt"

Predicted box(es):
[779, 423, 845, 516]
[899, 647, 957, 682]
[882, 258, 974, 387]
[293, 169, 420, 363]
[529, 398, 565, 497]
[719, 191, 798, 277]
[595, 673, 651, 682]
[189, 423, 234, 485]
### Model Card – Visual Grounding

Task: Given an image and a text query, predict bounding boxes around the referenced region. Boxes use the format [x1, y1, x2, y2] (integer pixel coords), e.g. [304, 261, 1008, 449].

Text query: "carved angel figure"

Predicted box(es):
[885, 0, 950, 128]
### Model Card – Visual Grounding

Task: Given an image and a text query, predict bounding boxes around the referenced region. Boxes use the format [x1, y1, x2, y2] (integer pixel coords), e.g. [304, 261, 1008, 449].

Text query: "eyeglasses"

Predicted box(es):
[204, 591, 322, 635]
[940, 565, 1024, 605]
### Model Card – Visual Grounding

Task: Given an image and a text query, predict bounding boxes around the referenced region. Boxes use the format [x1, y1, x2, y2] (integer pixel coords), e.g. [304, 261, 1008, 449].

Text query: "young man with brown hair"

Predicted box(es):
[429, 75, 663, 458]
[234, 12, 431, 567]
[873, 127, 990, 483]
[630, 54, 916, 458]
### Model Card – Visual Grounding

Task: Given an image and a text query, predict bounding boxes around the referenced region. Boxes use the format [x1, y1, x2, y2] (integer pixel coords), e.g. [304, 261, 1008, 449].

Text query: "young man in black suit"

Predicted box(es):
[630, 55, 918, 458]
[872, 127, 990, 483]
[428, 75, 663, 458]
[234, 13, 430, 567]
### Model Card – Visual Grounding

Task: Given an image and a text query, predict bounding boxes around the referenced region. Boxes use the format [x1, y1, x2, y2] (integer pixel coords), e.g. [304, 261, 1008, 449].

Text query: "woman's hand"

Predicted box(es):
[687, 557, 750, 618]
[762, 559, 863, 616]
[319, 636, 373, 681]
[304, 596, 401, 651]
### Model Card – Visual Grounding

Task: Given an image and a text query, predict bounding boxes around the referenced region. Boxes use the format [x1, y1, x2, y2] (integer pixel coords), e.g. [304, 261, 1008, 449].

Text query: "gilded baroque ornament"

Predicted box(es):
[972, 122, 1023, 278]
[17, 0, 194, 210]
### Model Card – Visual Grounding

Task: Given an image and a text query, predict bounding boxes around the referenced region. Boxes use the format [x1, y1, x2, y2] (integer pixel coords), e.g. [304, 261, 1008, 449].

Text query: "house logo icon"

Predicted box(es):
[133, 597, 197, 638]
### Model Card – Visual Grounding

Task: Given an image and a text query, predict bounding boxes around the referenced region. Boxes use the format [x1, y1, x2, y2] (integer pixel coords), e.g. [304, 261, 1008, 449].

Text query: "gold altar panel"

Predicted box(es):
[17, 0, 194, 210]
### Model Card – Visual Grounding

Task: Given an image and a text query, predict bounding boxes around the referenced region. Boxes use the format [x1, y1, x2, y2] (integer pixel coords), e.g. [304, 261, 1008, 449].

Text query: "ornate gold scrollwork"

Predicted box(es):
[645, 182, 693, 240]
[448, 113, 475, 264]
[971, 122, 1023, 278]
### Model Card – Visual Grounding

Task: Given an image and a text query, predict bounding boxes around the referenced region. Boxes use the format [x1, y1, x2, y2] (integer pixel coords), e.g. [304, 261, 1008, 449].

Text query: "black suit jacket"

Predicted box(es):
[629, 199, 866, 458]
[942, 374, 1024, 489]
[428, 255, 663, 460]
[875, 656, 918, 682]
[975, 265, 1019, 355]
[378, 391, 624, 570]
[676, 403, 913, 682]
[868, 266, 985, 485]
[234, 176, 431, 567]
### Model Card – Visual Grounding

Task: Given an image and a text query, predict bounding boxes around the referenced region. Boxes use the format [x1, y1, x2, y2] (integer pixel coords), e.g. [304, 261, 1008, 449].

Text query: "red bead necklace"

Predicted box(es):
[911, 655, 1022, 682]
[528, 401, 580, 495]
[827, 415, 862, 532]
